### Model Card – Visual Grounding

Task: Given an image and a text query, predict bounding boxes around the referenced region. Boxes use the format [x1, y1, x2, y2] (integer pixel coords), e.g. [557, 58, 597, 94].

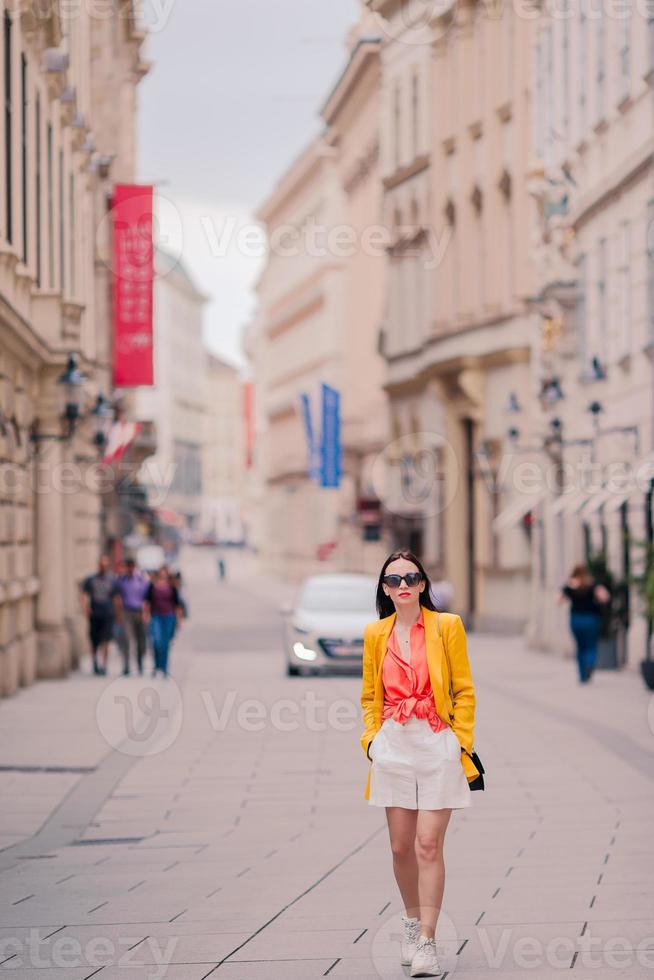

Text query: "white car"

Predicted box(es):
[282, 573, 378, 676]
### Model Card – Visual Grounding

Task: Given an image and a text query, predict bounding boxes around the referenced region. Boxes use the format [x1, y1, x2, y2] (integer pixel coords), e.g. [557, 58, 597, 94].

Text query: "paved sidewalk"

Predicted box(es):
[0, 548, 653, 979]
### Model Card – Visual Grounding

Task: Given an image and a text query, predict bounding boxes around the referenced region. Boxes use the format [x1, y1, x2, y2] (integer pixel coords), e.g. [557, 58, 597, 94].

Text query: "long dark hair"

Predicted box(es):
[375, 550, 437, 619]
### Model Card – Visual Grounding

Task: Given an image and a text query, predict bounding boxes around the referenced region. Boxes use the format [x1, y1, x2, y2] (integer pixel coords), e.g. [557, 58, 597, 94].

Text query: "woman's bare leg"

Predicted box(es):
[414, 808, 452, 938]
[385, 806, 420, 918]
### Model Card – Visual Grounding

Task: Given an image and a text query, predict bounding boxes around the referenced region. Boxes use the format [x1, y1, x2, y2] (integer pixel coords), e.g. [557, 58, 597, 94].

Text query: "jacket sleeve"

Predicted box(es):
[445, 614, 475, 755]
[360, 623, 378, 759]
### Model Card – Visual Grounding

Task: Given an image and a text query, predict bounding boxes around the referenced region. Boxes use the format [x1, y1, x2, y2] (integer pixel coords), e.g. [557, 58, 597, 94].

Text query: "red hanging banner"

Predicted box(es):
[112, 184, 154, 386]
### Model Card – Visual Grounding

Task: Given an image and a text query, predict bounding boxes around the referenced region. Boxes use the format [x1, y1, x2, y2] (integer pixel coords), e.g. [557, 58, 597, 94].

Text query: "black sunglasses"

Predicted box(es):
[383, 572, 423, 589]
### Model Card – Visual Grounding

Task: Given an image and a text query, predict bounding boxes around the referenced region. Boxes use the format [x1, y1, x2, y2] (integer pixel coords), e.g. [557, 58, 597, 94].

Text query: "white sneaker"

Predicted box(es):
[410, 935, 442, 977]
[400, 915, 420, 965]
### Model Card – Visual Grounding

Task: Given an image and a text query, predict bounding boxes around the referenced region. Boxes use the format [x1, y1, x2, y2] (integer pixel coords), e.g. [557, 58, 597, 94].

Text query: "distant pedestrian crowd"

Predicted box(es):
[80, 555, 188, 678]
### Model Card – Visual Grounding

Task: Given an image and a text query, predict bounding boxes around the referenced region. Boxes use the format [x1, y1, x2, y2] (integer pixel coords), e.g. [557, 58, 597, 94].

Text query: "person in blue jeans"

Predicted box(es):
[143, 566, 184, 678]
[557, 565, 611, 683]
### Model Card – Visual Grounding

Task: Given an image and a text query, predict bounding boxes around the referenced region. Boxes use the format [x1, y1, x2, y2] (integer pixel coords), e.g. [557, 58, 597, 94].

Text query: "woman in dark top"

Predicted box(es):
[557, 564, 610, 683]
[144, 566, 184, 678]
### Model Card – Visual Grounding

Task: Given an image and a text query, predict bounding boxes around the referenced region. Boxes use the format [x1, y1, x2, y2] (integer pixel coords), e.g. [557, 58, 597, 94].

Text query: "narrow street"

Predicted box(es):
[0, 548, 653, 979]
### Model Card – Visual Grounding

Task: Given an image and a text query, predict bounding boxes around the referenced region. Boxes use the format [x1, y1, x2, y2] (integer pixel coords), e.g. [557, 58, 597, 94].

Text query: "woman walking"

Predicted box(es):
[360, 550, 479, 977]
[144, 566, 184, 678]
[557, 564, 610, 683]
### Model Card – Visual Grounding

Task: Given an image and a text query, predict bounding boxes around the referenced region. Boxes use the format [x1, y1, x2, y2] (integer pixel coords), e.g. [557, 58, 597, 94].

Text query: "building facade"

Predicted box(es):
[201, 352, 246, 545]
[371, 0, 537, 630]
[320, 26, 388, 575]
[526, 5, 654, 666]
[0, 2, 148, 695]
[251, 19, 388, 581]
[252, 136, 346, 579]
[132, 248, 208, 530]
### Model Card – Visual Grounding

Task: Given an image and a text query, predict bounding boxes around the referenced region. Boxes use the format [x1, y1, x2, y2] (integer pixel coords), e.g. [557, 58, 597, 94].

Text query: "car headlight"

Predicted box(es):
[293, 641, 317, 661]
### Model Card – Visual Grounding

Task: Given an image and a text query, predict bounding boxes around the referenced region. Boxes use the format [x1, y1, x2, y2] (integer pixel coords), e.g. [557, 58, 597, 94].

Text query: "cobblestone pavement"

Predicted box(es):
[0, 547, 653, 979]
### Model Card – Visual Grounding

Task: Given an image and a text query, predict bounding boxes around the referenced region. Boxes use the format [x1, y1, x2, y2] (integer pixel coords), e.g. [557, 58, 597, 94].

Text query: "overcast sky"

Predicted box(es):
[137, 0, 359, 369]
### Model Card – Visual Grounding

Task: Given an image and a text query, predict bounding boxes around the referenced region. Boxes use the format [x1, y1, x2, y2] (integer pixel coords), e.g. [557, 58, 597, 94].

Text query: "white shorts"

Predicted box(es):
[368, 716, 472, 810]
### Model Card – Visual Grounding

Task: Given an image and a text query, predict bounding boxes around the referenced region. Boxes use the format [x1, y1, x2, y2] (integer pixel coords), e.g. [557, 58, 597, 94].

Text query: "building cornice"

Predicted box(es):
[320, 37, 382, 125]
[255, 136, 332, 226]
[383, 312, 532, 394]
[0, 294, 53, 371]
[366, 0, 404, 17]
[383, 154, 430, 191]
[570, 136, 654, 233]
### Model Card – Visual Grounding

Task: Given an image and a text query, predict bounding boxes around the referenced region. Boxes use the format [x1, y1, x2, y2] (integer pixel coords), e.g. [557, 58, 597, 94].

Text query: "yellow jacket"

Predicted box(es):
[360, 607, 479, 800]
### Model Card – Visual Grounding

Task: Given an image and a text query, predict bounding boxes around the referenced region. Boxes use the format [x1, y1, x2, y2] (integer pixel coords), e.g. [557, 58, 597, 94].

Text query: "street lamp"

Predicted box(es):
[58, 353, 87, 437]
[91, 393, 114, 456]
[507, 392, 521, 414]
[540, 375, 565, 407]
[30, 354, 116, 447]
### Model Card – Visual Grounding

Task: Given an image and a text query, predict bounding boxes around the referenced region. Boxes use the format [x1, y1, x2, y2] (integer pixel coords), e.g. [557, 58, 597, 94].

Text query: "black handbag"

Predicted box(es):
[462, 747, 485, 791]
[436, 613, 485, 791]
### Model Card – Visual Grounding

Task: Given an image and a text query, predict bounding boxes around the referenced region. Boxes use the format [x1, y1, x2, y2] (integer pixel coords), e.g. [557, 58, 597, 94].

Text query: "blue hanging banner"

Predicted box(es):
[320, 383, 341, 488]
[299, 393, 320, 482]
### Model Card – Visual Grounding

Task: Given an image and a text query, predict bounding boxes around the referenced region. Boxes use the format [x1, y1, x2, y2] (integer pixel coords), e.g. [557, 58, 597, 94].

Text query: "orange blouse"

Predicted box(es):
[381, 610, 448, 733]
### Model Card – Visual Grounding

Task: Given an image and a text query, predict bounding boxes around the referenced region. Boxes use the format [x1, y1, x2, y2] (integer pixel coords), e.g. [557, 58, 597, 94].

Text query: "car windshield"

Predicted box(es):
[299, 580, 376, 613]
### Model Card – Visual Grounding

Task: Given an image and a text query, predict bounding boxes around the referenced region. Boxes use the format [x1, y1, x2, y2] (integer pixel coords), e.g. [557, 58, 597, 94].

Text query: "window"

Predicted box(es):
[35, 92, 41, 286]
[596, 13, 605, 122]
[596, 238, 607, 361]
[545, 26, 553, 168]
[620, 3, 630, 99]
[393, 82, 401, 169]
[578, 8, 587, 137]
[21, 53, 27, 264]
[617, 222, 631, 359]
[562, 19, 570, 138]
[59, 148, 64, 291]
[47, 122, 53, 287]
[576, 254, 588, 365]
[172, 440, 203, 496]
[69, 173, 75, 295]
[4, 10, 12, 245]
[411, 71, 419, 158]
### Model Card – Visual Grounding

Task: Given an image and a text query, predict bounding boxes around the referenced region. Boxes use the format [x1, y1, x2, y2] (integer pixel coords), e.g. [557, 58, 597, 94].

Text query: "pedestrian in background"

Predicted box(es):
[143, 566, 184, 678]
[80, 555, 118, 676]
[557, 564, 611, 683]
[114, 557, 150, 675]
[172, 570, 189, 619]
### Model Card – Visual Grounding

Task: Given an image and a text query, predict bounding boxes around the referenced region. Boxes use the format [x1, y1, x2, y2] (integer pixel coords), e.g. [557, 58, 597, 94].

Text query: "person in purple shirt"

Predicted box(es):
[114, 558, 150, 675]
[144, 565, 184, 678]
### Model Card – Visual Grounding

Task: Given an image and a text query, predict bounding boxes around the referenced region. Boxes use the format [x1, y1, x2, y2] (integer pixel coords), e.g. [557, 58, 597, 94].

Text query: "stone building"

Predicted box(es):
[0, 2, 148, 695]
[131, 248, 208, 531]
[526, 5, 654, 666]
[250, 16, 388, 580]
[201, 352, 246, 546]
[370, 0, 538, 630]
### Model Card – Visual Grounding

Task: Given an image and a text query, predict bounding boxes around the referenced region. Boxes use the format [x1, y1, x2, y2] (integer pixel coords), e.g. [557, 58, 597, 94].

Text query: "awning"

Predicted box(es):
[492, 491, 548, 532]
[603, 489, 631, 513]
[101, 420, 143, 466]
[578, 488, 615, 516]
[550, 489, 588, 516]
